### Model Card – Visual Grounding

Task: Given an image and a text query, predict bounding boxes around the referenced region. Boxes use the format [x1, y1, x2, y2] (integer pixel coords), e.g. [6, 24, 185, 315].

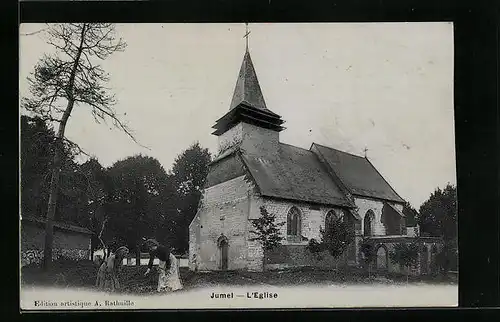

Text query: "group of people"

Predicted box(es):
[95, 239, 183, 293]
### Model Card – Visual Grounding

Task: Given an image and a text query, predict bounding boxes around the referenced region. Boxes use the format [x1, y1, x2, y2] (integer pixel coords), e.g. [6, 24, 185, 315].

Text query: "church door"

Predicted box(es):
[219, 239, 228, 271]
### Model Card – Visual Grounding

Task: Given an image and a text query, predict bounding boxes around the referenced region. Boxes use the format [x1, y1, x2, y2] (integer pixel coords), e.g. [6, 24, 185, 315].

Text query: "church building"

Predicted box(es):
[189, 41, 441, 274]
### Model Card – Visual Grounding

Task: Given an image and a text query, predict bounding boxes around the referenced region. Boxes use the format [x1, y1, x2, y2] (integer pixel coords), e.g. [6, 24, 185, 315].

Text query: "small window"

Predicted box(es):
[364, 210, 375, 237]
[287, 206, 302, 242]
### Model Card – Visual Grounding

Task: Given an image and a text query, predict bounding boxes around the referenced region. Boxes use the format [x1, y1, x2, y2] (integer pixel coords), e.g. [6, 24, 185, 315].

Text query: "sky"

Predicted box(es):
[19, 23, 455, 209]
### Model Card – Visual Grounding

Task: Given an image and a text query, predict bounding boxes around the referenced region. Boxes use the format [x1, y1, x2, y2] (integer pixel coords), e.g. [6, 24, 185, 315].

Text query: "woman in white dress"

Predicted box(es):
[164, 250, 183, 291]
[143, 239, 183, 292]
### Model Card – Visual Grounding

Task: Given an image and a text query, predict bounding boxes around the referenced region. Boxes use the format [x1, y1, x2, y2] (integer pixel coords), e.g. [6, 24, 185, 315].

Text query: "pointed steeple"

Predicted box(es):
[211, 25, 285, 137]
[229, 49, 269, 111]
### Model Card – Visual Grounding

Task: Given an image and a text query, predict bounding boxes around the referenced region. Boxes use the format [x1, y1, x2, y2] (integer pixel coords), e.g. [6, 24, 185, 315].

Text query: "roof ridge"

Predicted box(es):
[21, 216, 92, 234]
[210, 146, 241, 164]
[310, 143, 355, 205]
[279, 142, 312, 153]
[312, 142, 365, 159]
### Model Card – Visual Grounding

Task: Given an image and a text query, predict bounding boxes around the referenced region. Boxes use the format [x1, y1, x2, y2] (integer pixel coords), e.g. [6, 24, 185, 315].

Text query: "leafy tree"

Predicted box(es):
[21, 115, 57, 218]
[21, 23, 132, 271]
[320, 214, 355, 268]
[170, 142, 211, 253]
[418, 184, 457, 240]
[418, 183, 457, 274]
[305, 213, 355, 269]
[106, 155, 170, 265]
[359, 241, 376, 278]
[249, 206, 285, 270]
[389, 242, 420, 283]
[20, 115, 86, 225]
[78, 158, 110, 255]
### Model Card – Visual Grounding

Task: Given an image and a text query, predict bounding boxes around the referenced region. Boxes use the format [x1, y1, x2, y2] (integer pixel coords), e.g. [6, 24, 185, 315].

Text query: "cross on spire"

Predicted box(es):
[363, 146, 369, 158]
[243, 23, 251, 51]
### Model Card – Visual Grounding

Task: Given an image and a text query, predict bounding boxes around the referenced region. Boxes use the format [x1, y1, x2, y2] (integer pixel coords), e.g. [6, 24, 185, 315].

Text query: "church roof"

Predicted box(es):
[311, 143, 405, 203]
[230, 50, 274, 113]
[240, 143, 353, 207]
[207, 142, 405, 207]
[211, 103, 285, 136]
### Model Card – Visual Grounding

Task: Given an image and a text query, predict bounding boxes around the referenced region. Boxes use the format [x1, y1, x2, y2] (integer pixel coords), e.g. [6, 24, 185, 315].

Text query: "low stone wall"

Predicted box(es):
[20, 218, 92, 267]
[264, 244, 348, 270]
[364, 236, 443, 276]
[21, 248, 91, 267]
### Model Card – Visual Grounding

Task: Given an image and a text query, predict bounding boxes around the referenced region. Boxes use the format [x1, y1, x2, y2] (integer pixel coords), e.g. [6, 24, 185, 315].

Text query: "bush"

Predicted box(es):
[389, 242, 419, 281]
[306, 238, 324, 260]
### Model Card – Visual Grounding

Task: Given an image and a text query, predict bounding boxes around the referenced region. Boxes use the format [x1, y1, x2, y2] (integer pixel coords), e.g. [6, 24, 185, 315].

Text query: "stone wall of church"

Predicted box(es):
[248, 197, 355, 271]
[355, 197, 406, 237]
[355, 197, 387, 236]
[188, 212, 200, 271]
[217, 122, 279, 156]
[240, 122, 280, 156]
[189, 175, 254, 271]
[251, 197, 343, 242]
[218, 123, 243, 154]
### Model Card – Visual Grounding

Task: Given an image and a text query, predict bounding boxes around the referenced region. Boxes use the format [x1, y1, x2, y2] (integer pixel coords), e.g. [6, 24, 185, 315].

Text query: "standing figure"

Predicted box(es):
[143, 239, 183, 292]
[165, 248, 183, 291]
[96, 245, 129, 292]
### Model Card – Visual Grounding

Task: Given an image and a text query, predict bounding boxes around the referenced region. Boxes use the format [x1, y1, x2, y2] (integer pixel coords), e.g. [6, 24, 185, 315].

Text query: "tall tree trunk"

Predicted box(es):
[42, 138, 64, 270]
[42, 24, 87, 271]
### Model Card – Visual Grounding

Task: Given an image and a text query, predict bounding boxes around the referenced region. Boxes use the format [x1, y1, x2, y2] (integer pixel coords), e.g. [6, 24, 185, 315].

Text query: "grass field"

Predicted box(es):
[20, 259, 457, 295]
[20, 260, 458, 308]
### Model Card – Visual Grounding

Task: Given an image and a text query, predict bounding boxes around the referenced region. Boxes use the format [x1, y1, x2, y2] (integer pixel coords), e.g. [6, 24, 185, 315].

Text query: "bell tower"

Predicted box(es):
[212, 24, 285, 156]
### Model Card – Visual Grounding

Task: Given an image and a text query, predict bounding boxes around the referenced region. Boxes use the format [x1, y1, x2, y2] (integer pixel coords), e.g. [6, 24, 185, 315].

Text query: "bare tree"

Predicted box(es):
[21, 23, 137, 271]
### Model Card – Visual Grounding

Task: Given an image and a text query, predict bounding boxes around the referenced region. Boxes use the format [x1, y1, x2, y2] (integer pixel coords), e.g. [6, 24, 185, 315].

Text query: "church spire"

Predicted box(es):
[229, 23, 269, 112]
[211, 23, 285, 137]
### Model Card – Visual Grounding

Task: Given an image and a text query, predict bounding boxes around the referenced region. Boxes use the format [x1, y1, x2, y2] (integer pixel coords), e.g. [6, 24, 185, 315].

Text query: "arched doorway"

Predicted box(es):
[217, 235, 229, 271]
[376, 245, 388, 270]
[364, 210, 375, 236]
[420, 245, 429, 275]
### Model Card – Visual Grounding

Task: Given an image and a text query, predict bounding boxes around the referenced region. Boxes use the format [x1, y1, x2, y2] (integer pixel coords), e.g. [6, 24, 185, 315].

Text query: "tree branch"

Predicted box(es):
[20, 28, 47, 36]
[98, 217, 109, 259]
[62, 137, 92, 158]
[74, 99, 150, 150]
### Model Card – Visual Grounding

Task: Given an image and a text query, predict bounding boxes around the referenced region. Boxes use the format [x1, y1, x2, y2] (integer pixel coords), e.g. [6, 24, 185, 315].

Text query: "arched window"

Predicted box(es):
[325, 210, 341, 235]
[364, 210, 375, 237]
[287, 207, 302, 240]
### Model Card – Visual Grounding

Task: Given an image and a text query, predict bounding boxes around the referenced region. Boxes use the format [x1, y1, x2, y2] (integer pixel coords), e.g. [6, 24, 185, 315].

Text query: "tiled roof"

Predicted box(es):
[240, 143, 353, 207]
[311, 143, 405, 203]
[229, 50, 273, 113]
[21, 216, 93, 235]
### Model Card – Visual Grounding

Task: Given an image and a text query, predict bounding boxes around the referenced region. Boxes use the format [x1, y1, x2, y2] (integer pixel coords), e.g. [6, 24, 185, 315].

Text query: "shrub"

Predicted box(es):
[306, 238, 324, 260]
[389, 242, 419, 282]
